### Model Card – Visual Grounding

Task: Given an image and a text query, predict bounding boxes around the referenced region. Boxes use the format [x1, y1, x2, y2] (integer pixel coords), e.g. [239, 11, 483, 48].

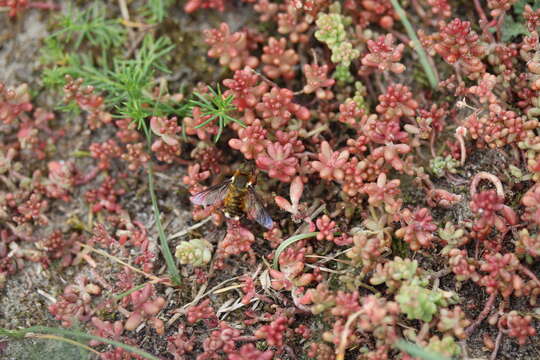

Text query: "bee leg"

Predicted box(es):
[225, 217, 241, 230]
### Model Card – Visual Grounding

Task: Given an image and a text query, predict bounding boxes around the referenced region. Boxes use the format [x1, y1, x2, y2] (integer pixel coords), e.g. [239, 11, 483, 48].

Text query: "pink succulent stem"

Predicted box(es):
[465, 291, 497, 336]
[28, 1, 59, 10]
[518, 264, 540, 288]
[470, 171, 504, 198]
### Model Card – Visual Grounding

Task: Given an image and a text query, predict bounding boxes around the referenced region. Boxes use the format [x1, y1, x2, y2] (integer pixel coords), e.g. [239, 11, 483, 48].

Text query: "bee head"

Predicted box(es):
[232, 163, 256, 188]
[232, 172, 249, 188]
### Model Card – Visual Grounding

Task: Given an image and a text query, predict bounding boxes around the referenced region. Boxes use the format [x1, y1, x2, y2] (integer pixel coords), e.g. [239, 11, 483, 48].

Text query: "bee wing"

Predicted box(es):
[246, 186, 273, 229]
[190, 180, 231, 206]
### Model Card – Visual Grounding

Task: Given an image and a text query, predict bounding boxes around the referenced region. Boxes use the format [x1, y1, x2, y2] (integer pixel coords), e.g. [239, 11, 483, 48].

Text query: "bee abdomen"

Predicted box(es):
[224, 189, 245, 219]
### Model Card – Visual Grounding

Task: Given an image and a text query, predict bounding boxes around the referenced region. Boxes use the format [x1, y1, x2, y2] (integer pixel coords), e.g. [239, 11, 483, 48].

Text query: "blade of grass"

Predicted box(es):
[148, 163, 181, 285]
[273, 232, 319, 269]
[113, 283, 147, 300]
[390, 0, 438, 88]
[24, 333, 99, 356]
[0, 326, 160, 360]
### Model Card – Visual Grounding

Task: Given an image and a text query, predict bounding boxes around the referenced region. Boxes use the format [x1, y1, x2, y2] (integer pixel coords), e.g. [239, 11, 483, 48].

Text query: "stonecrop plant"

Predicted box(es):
[1, 0, 540, 359]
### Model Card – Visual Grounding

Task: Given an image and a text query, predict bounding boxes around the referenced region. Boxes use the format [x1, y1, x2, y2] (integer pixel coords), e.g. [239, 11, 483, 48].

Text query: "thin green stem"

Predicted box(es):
[114, 283, 147, 300]
[147, 163, 181, 285]
[26, 334, 100, 356]
[390, 0, 438, 89]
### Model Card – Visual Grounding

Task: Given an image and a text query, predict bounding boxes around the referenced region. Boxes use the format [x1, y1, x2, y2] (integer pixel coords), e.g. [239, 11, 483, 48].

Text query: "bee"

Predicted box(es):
[190, 165, 273, 229]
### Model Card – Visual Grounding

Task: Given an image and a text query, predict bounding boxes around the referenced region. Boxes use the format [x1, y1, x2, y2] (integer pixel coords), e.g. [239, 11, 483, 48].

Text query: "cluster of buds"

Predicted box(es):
[342, 0, 394, 29]
[270, 246, 314, 291]
[521, 183, 540, 226]
[255, 87, 310, 129]
[38, 230, 79, 268]
[254, 315, 291, 347]
[395, 208, 438, 251]
[347, 229, 389, 274]
[426, 0, 452, 18]
[186, 299, 217, 324]
[204, 23, 259, 71]
[149, 116, 182, 163]
[487, 0, 518, 18]
[184, 0, 226, 13]
[89, 139, 123, 171]
[198, 321, 244, 358]
[370, 257, 419, 293]
[361, 173, 402, 215]
[63, 76, 112, 130]
[515, 229, 540, 258]
[175, 238, 213, 266]
[122, 284, 166, 334]
[469, 189, 517, 235]
[167, 324, 195, 359]
[256, 141, 299, 182]
[302, 63, 335, 100]
[499, 311, 537, 345]
[359, 34, 405, 75]
[447, 248, 479, 282]
[261, 37, 299, 80]
[121, 143, 150, 171]
[14, 192, 49, 225]
[216, 224, 256, 265]
[477, 253, 523, 298]
[228, 119, 268, 160]
[437, 307, 471, 339]
[428, 18, 486, 78]
[395, 277, 453, 322]
[277, 3, 310, 43]
[468, 73, 498, 104]
[376, 84, 418, 122]
[223, 68, 269, 111]
[191, 143, 225, 174]
[84, 176, 125, 214]
[0, 83, 33, 124]
[524, 5, 540, 31]
[48, 276, 101, 327]
[464, 104, 538, 148]
[310, 141, 349, 182]
[314, 4, 359, 68]
[45, 161, 76, 201]
[314, 216, 348, 246]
